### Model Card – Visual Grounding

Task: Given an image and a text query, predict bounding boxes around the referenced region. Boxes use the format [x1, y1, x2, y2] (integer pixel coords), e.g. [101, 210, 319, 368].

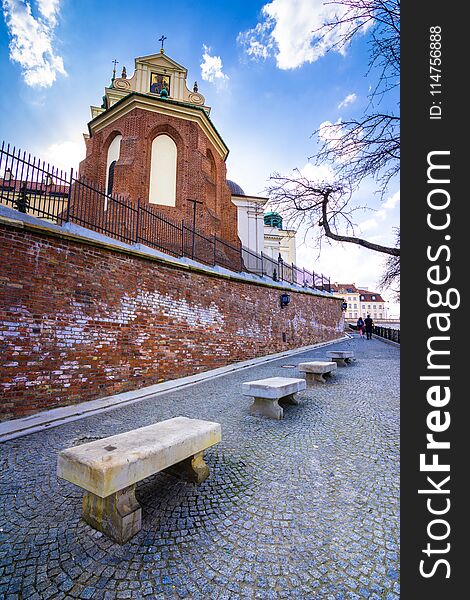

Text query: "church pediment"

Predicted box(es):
[134, 52, 187, 75]
[92, 49, 209, 120]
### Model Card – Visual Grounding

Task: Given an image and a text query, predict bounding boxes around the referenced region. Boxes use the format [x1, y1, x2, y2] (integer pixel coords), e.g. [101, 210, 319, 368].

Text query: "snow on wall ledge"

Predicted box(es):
[0, 219, 343, 420]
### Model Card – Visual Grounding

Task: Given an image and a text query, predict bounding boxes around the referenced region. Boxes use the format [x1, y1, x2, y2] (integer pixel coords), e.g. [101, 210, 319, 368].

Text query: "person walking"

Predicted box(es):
[356, 316, 365, 340]
[364, 314, 374, 340]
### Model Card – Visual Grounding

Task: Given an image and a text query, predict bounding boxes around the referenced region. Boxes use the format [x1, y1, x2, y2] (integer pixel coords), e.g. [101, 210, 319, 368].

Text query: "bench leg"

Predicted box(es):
[280, 393, 299, 405]
[167, 451, 210, 484]
[250, 397, 283, 420]
[82, 484, 141, 545]
[331, 358, 348, 367]
[305, 372, 330, 386]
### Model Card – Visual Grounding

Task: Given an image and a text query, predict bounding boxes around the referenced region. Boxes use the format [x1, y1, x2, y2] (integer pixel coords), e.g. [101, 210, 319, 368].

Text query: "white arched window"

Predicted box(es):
[149, 135, 177, 206]
[105, 135, 122, 197]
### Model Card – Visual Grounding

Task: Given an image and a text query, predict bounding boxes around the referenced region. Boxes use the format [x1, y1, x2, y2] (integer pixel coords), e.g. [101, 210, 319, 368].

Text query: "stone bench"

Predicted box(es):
[242, 377, 306, 420]
[57, 416, 221, 544]
[326, 350, 355, 366]
[298, 361, 337, 385]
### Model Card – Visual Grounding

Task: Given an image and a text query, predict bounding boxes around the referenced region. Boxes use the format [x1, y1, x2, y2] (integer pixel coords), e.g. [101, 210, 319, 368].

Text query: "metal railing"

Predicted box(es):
[373, 326, 400, 344]
[349, 323, 400, 344]
[0, 142, 331, 291]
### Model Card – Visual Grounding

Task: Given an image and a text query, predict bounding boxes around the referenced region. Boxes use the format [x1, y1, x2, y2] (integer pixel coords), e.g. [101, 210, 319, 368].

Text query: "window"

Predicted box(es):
[149, 135, 177, 206]
[354, 303, 357, 308]
[205, 149, 217, 212]
[107, 161, 116, 195]
[105, 134, 122, 200]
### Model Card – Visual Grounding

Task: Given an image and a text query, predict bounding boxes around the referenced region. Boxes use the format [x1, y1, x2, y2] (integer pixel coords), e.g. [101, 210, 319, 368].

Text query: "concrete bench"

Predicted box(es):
[326, 350, 355, 366]
[57, 416, 221, 544]
[242, 377, 306, 420]
[298, 361, 337, 385]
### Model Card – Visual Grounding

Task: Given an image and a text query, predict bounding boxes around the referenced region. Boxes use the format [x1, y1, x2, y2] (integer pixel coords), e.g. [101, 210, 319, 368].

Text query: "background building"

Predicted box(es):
[263, 211, 297, 265]
[228, 182, 297, 264]
[228, 180, 267, 256]
[331, 282, 388, 322]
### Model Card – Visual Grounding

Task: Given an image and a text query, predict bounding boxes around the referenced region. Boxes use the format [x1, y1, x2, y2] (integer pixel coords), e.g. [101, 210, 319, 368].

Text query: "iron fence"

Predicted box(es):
[0, 142, 331, 291]
[373, 326, 400, 344]
[349, 323, 400, 344]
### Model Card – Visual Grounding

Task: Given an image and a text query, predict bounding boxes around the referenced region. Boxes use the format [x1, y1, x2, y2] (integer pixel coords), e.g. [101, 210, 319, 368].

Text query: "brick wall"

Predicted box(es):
[79, 107, 239, 247]
[0, 221, 343, 421]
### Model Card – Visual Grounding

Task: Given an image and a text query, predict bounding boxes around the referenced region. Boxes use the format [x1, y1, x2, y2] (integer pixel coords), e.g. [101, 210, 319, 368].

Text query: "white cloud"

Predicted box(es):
[2, 0, 66, 87]
[39, 140, 85, 173]
[37, 0, 60, 24]
[238, 0, 370, 70]
[318, 118, 360, 163]
[300, 162, 335, 183]
[383, 190, 400, 210]
[358, 190, 399, 232]
[200, 44, 229, 85]
[338, 93, 357, 109]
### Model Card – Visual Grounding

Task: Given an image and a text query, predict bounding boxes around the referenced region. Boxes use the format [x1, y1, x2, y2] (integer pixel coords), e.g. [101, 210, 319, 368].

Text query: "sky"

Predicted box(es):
[0, 0, 400, 316]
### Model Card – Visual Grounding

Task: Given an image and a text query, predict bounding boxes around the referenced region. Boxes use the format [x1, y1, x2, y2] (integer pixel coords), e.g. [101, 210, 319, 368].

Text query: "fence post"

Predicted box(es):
[191, 225, 196, 261]
[181, 220, 185, 257]
[135, 197, 141, 244]
[65, 168, 73, 223]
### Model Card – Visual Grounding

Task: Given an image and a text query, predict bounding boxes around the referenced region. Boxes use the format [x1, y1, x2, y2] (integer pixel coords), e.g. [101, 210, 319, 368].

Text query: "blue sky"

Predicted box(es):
[0, 0, 400, 315]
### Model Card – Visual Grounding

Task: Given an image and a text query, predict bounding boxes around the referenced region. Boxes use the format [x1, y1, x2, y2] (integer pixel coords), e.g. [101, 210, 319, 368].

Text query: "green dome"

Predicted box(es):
[264, 211, 283, 229]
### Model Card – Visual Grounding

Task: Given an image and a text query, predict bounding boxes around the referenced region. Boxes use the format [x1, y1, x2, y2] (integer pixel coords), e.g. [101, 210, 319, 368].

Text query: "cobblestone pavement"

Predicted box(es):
[0, 336, 399, 599]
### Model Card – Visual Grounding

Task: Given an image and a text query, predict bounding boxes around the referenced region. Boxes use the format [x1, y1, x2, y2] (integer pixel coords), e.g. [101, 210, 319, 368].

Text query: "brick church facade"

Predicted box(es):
[78, 48, 240, 248]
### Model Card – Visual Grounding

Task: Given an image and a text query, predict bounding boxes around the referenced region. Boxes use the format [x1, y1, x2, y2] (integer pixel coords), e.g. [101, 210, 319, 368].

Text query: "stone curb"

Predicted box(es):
[0, 335, 350, 443]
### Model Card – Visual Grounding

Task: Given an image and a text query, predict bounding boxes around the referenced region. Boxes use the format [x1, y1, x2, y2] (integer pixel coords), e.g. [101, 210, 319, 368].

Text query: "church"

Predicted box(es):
[78, 43, 240, 250]
[78, 43, 298, 265]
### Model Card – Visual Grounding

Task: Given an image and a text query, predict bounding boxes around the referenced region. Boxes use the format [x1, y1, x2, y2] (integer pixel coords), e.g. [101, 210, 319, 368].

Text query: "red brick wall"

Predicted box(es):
[79, 107, 239, 246]
[0, 221, 343, 421]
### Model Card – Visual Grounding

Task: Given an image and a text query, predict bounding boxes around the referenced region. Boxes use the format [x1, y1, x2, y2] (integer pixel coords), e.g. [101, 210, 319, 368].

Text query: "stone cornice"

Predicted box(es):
[88, 93, 229, 160]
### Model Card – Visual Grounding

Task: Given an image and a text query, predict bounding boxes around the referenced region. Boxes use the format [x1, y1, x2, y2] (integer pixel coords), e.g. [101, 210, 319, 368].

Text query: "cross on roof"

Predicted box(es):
[158, 35, 167, 51]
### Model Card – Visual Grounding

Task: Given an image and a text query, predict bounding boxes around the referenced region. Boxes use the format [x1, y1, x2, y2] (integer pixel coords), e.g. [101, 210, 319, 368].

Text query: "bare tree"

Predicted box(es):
[312, 0, 400, 190]
[378, 229, 400, 298]
[267, 0, 400, 266]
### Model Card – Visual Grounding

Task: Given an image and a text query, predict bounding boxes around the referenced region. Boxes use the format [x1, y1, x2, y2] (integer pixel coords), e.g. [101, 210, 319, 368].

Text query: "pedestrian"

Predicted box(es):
[364, 314, 374, 340]
[356, 316, 365, 340]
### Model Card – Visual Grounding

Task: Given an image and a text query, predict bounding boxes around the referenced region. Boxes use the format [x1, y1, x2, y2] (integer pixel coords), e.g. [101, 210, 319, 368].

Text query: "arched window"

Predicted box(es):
[105, 135, 122, 197]
[149, 135, 177, 206]
[205, 149, 217, 212]
[107, 161, 116, 195]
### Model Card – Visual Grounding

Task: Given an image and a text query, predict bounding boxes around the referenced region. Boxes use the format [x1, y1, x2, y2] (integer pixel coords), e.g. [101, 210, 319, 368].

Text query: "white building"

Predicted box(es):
[228, 180, 297, 265]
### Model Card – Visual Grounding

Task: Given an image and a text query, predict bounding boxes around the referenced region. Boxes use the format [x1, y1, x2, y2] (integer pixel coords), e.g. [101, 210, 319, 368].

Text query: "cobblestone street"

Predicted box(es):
[0, 336, 399, 599]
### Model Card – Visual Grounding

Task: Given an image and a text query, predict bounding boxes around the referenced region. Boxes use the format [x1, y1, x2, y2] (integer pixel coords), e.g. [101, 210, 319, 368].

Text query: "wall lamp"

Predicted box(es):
[280, 293, 291, 309]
